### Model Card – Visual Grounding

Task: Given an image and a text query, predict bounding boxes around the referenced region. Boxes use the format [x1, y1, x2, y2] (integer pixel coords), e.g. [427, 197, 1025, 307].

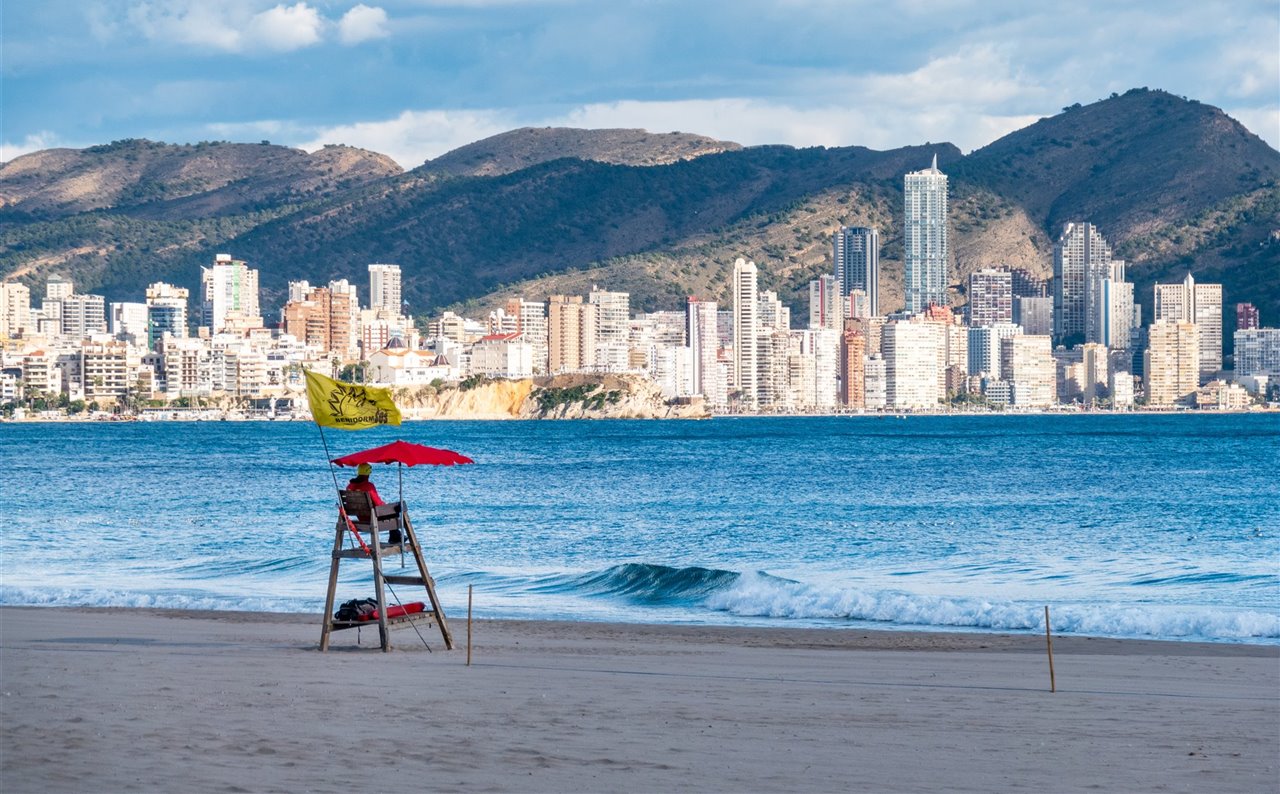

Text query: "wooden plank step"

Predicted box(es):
[329, 612, 436, 632]
[383, 574, 427, 586]
[334, 543, 411, 559]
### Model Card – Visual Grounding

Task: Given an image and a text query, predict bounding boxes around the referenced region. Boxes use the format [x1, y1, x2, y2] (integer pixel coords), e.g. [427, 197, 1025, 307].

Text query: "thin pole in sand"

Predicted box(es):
[1044, 605, 1056, 693]
[467, 584, 474, 667]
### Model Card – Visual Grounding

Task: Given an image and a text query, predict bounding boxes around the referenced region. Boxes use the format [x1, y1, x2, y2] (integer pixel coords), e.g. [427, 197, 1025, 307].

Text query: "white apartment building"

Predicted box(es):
[1154, 273, 1223, 383]
[732, 258, 759, 409]
[884, 321, 943, 409]
[470, 333, 534, 379]
[368, 264, 402, 314]
[1001, 334, 1056, 408]
[201, 254, 262, 334]
[968, 322, 1021, 378]
[1, 282, 32, 338]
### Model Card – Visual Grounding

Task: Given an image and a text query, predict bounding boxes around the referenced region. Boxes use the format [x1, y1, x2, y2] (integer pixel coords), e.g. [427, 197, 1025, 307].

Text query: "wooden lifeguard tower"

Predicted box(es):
[319, 491, 454, 652]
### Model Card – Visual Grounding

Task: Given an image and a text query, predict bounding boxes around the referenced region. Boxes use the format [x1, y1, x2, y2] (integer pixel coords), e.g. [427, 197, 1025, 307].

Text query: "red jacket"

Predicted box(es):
[346, 479, 385, 506]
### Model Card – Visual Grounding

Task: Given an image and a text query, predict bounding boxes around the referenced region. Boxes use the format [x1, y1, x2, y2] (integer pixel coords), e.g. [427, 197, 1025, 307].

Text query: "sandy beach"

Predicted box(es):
[2, 607, 1277, 793]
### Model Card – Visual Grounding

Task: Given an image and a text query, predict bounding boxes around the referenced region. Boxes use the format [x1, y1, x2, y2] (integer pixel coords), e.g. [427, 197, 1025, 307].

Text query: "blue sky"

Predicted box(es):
[3, 0, 1277, 167]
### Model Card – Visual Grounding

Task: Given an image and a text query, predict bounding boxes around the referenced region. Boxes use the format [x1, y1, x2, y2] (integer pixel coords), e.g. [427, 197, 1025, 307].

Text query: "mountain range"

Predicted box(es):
[2, 88, 1277, 336]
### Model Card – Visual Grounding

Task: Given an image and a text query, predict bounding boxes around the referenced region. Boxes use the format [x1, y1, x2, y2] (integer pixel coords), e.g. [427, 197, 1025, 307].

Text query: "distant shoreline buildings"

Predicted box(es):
[1, 156, 1277, 417]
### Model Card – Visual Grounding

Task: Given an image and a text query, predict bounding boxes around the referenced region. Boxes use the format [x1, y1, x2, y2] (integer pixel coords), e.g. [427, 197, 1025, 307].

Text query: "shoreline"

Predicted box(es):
[3, 606, 1276, 792]
[6, 604, 1280, 655]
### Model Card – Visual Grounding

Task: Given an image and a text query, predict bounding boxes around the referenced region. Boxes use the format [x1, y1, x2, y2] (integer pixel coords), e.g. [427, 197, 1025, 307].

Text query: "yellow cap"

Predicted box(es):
[356, 463, 373, 476]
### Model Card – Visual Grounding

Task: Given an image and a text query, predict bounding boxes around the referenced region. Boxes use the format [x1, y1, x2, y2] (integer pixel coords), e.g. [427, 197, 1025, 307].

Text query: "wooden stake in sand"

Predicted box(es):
[467, 584, 473, 667]
[1044, 605, 1056, 693]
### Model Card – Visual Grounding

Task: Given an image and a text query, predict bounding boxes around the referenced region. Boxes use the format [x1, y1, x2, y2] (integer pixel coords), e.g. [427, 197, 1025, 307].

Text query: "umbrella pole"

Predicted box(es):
[398, 461, 405, 567]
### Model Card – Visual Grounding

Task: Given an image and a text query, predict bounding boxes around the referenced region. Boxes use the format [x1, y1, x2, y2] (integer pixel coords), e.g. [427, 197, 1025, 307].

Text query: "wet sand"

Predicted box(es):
[2, 606, 1277, 792]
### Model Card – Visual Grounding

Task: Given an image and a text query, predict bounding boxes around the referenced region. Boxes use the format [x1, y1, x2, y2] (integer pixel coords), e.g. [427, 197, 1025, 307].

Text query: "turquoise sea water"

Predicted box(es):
[2, 414, 1278, 643]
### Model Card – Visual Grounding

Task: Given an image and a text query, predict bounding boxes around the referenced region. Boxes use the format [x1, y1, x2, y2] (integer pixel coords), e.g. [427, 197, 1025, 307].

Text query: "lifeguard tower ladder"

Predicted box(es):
[319, 491, 454, 652]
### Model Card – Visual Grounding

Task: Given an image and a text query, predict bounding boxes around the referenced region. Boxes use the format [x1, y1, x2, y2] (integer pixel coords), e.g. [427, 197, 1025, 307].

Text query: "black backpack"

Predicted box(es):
[335, 598, 378, 621]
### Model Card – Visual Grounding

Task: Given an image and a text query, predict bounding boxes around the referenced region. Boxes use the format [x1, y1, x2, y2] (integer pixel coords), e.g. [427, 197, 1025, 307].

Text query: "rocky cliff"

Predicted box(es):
[391, 374, 708, 420]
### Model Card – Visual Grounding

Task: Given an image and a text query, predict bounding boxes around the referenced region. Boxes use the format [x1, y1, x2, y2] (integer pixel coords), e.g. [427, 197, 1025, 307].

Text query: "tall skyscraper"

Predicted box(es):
[368, 264, 402, 314]
[903, 156, 948, 314]
[1236, 302, 1260, 331]
[1098, 273, 1135, 350]
[839, 329, 866, 408]
[967, 268, 1013, 327]
[833, 226, 880, 316]
[732, 258, 759, 409]
[1145, 320, 1200, 406]
[201, 254, 261, 333]
[686, 297, 721, 404]
[1154, 273, 1223, 382]
[1053, 222, 1114, 343]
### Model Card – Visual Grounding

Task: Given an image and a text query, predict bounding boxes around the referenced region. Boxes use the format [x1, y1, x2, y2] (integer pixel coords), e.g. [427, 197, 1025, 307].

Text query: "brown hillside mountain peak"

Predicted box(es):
[418, 127, 743, 176]
[0, 139, 402, 219]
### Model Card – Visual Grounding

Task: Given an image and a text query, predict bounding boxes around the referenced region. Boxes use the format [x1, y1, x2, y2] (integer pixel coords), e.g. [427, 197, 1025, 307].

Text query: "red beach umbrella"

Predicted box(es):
[331, 440, 474, 468]
[332, 440, 474, 506]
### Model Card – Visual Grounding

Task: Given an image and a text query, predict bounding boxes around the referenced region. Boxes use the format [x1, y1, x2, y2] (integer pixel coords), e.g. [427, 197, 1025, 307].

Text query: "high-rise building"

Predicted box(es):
[1000, 334, 1056, 407]
[1233, 328, 1280, 378]
[967, 268, 1013, 327]
[282, 286, 356, 356]
[839, 329, 866, 408]
[1098, 274, 1135, 350]
[1053, 222, 1114, 343]
[1009, 268, 1046, 298]
[732, 258, 759, 409]
[61, 294, 107, 339]
[1080, 343, 1109, 406]
[686, 298, 722, 405]
[547, 295, 597, 374]
[1014, 296, 1053, 336]
[833, 226, 880, 316]
[1145, 320, 1199, 407]
[0, 282, 32, 338]
[864, 354, 887, 409]
[1154, 273, 1223, 383]
[1236, 303, 1260, 331]
[145, 282, 189, 348]
[967, 322, 1021, 378]
[589, 286, 630, 372]
[808, 274, 841, 330]
[368, 264, 402, 314]
[503, 298, 549, 374]
[884, 320, 943, 409]
[903, 156, 948, 313]
[201, 254, 261, 333]
[110, 302, 149, 345]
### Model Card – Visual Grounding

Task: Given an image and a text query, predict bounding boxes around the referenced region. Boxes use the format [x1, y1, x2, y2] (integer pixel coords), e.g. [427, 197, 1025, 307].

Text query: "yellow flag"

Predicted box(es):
[303, 369, 401, 430]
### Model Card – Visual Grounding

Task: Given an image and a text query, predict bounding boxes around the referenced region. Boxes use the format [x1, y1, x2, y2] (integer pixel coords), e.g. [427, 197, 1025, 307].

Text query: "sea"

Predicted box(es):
[2, 414, 1278, 644]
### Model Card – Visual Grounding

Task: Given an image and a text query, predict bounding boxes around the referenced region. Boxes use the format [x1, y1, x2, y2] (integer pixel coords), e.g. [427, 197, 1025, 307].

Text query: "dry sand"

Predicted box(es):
[1, 606, 1277, 793]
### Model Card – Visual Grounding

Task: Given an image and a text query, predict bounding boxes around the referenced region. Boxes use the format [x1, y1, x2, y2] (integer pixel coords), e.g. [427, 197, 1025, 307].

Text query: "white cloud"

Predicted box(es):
[338, 4, 389, 45]
[124, 1, 333, 53]
[247, 2, 325, 51]
[1, 132, 67, 163]
[1226, 106, 1280, 150]
[297, 109, 515, 166]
